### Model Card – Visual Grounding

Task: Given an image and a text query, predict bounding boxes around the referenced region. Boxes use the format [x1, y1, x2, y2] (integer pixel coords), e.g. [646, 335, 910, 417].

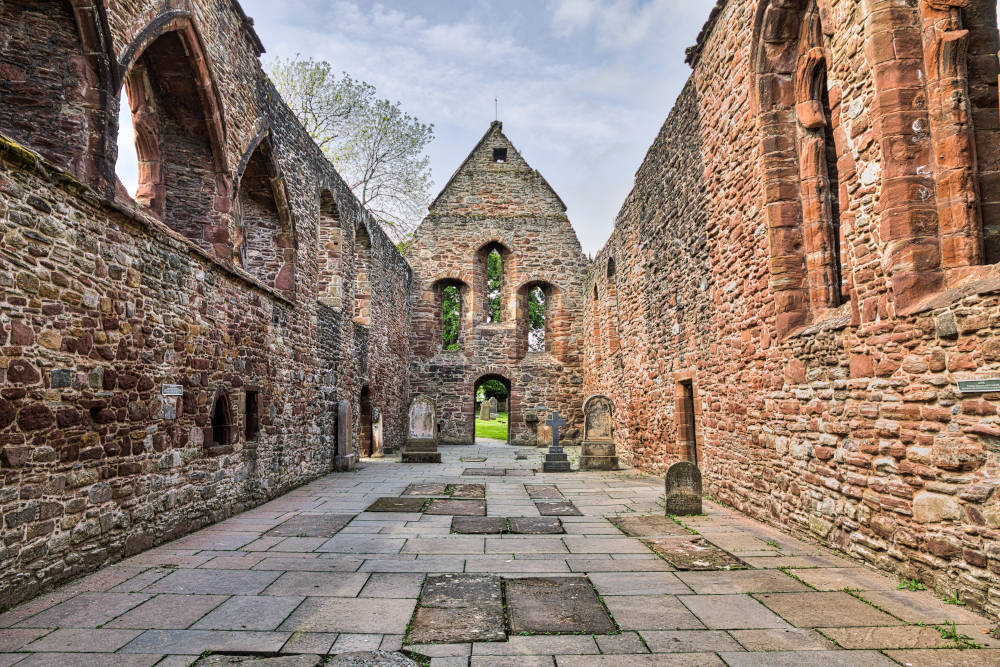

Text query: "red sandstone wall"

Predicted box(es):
[0, 0, 411, 610]
[586, 0, 1000, 619]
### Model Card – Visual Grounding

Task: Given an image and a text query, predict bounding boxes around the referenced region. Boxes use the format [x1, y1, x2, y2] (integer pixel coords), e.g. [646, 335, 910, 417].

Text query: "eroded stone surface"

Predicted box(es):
[425, 499, 486, 516]
[448, 484, 486, 499]
[366, 498, 428, 513]
[267, 515, 355, 538]
[535, 501, 582, 516]
[525, 485, 563, 500]
[452, 517, 507, 534]
[643, 537, 748, 571]
[505, 576, 614, 634]
[407, 574, 505, 644]
[402, 484, 448, 497]
[509, 517, 563, 534]
[610, 515, 692, 538]
[462, 468, 505, 477]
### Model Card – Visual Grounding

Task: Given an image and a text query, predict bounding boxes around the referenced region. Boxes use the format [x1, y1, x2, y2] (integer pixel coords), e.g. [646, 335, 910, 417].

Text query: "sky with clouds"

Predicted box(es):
[118, 0, 718, 254]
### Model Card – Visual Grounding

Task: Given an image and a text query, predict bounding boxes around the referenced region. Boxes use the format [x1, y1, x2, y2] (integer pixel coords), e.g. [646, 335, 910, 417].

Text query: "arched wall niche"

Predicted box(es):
[115, 12, 232, 259]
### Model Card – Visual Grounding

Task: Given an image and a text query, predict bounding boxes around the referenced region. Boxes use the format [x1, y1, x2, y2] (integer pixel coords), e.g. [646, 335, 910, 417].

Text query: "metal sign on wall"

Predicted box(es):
[161, 384, 184, 396]
[957, 379, 1000, 394]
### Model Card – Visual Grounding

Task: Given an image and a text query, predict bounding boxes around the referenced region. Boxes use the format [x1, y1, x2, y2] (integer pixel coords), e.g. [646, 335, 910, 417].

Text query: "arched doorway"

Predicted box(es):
[359, 386, 373, 457]
[473, 374, 511, 444]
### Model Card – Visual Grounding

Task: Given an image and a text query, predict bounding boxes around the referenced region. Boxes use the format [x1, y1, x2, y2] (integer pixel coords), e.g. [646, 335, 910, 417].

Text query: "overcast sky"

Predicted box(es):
[118, 0, 717, 254]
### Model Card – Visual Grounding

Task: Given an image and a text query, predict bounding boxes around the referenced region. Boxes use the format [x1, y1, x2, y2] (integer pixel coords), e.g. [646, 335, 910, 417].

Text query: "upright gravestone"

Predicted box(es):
[542, 411, 572, 473]
[580, 395, 618, 470]
[664, 461, 702, 515]
[489, 397, 498, 418]
[403, 395, 441, 463]
[333, 399, 357, 471]
[479, 401, 491, 421]
[371, 406, 384, 458]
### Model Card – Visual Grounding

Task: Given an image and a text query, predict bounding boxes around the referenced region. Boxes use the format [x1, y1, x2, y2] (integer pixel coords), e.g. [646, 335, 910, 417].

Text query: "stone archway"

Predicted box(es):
[473, 373, 511, 444]
[359, 386, 373, 457]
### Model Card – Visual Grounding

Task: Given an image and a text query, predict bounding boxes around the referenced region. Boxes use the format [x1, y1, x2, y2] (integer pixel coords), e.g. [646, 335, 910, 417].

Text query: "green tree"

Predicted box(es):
[477, 379, 508, 401]
[269, 56, 434, 240]
[487, 249, 502, 322]
[442, 285, 460, 351]
[528, 286, 545, 351]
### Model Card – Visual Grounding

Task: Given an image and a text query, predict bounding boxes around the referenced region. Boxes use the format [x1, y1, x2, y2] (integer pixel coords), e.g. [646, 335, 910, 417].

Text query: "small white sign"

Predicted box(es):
[957, 379, 1000, 394]
[161, 384, 184, 396]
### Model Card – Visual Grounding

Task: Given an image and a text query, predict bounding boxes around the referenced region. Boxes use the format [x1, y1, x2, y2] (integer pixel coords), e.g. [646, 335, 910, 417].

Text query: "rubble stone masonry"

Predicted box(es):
[0, 0, 411, 610]
[585, 0, 1000, 619]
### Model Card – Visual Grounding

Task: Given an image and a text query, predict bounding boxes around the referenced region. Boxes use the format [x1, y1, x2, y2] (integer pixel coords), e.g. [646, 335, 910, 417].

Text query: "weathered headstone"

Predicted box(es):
[664, 461, 702, 515]
[579, 394, 618, 470]
[334, 399, 356, 471]
[402, 394, 441, 463]
[542, 411, 572, 473]
[488, 396, 498, 418]
[479, 401, 491, 421]
[371, 406, 384, 458]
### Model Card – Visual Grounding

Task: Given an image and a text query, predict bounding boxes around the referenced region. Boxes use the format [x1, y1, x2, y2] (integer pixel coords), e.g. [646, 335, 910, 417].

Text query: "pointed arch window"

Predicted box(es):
[605, 258, 621, 353]
[442, 284, 461, 350]
[235, 136, 295, 293]
[116, 20, 230, 257]
[354, 223, 372, 326]
[317, 191, 344, 308]
[476, 242, 511, 324]
[528, 286, 546, 352]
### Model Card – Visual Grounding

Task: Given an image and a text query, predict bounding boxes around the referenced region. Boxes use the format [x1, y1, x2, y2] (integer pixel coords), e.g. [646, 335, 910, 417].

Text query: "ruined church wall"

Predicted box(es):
[587, 0, 1000, 619]
[0, 0, 411, 611]
[408, 125, 588, 446]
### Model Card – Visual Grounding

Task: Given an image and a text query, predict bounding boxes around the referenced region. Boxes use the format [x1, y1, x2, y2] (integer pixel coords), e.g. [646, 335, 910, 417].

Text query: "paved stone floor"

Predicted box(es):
[1, 442, 998, 666]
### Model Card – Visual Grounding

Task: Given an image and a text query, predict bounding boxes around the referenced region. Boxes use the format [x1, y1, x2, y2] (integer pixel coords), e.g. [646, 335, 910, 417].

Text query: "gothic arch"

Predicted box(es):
[116, 12, 232, 257]
[317, 189, 345, 308]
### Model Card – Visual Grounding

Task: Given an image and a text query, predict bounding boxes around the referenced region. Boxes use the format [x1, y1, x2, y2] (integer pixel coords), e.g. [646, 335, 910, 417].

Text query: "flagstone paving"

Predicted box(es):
[0, 441, 998, 666]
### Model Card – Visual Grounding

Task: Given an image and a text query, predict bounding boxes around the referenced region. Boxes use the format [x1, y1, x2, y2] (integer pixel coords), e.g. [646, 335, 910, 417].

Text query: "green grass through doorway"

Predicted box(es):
[475, 412, 508, 441]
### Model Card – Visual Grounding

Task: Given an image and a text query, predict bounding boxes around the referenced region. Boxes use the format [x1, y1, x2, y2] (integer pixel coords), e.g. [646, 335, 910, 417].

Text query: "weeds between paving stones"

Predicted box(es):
[941, 590, 966, 605]
[666, 514, 699, 535]
[898, 578, 926, 591]
[936, 620, 982, 649]
[777, 566, 818, 591]
[400, 650, 430, 666]
[766, 539, 781, 549]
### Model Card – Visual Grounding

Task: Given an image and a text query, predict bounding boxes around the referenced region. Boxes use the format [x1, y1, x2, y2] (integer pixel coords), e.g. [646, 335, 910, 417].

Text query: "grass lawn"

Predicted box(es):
[475, 411, 508, 441]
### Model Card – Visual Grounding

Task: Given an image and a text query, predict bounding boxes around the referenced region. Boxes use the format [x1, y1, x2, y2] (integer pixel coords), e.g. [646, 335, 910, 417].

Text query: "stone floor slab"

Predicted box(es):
[675, 569, 809, 594]
[678, 594, 789, 629]
[555, 654, 724, 666]
[602, 595, 703, 631]
[263, 572, 369, 597]
[508, 517, 563, 534]
[534, 501, 582, 516]
[463, 468, 504, 476]
[449, 484, 486, 499]
[505, 576, 614, 635]
[587, 572, 690, 596]
[408, 574, 505, 644]
[883, 649, 1000, 666]
[266, 515, 354, 538]
[192, 595, 303, 631]
[594, 632, 648, 654]
[849, 589, 990, 625]
[609, 516, 692, 538]
[639, 629, 742, 653]
[0, 628, 48, 651]
[718, 649, 898, 666]
[12, 654, 162, 666]
[23, 628, 142, 652]
[14, 593, 149, 628]
[754, 592, 901, 628]
[524, 485, 562, 500]
[366, 498, 429, 513]
[279, 597, 415, 634]
[403, 484, 448, 497]
[425, 499, 487, 516]
[642, 537, 748, 571]
[316, 536, 407, 554]
[106, 594, 228, 629]
[452, 517, 507, 534]
[144, 569, 280, 595]
[728, 628, 835, 651]
[120, 629, 289, 654]
[472, 634, 598, 655]
[359, 573, 424, 598]
[819, 625, 958, 649]
[785, 567, 896, 592]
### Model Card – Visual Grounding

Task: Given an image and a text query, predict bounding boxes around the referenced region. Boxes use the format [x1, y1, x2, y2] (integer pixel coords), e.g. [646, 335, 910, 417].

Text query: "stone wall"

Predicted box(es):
[0, 0, 411, 610]
[585, 0, 1000, 619]
[408, 122, 589, 445]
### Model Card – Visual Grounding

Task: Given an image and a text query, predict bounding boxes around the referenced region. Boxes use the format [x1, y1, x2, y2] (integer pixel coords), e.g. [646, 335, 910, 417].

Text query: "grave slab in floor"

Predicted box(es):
[504, 576, 615, 634]
[642, 537, 749, 570]
[407, 574, 505, 644]
[365, 498, 429, 513]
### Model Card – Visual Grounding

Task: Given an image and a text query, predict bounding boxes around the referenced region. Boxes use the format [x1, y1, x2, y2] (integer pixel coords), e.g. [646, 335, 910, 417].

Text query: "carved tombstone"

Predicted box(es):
[333, 399, 356, 471]
[371, 406, 384, 458]
[489, 396, 498, 418]
[479, 401, 491, 421]
[665, 461, 702, 516]
[579, 395, 618, 470]
[402, 394, 441, 463]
